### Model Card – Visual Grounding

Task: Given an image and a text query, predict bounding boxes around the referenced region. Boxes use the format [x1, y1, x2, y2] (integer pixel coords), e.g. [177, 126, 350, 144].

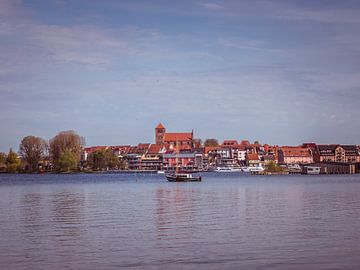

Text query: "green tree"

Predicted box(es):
[87, 149, 119, 171]
[254, 140, 260, 145]
[105, 149, 119, 169]
[19, 135, 47, 173]
[265, 161, 283, 173]
[6, 148, 21, 173]
[58, 150, 78, 172]
[50, 130, 84, 171]
[204, 138, 219, 147]
[87, 150, 106, 170]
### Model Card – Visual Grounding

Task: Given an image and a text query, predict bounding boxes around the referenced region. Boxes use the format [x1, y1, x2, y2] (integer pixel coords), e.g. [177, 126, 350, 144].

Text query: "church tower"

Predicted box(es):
[155, 123, 166, 144]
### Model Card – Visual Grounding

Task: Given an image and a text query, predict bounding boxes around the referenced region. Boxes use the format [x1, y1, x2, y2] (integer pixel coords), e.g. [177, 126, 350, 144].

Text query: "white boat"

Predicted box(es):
[157, 170, 165, 174]
[241, 166, 265, 172]
[215, 166, 243, 173]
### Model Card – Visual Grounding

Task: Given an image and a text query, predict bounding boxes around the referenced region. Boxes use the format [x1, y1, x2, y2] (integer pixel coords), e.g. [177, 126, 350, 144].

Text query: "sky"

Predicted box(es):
[1, 0, 360, 151]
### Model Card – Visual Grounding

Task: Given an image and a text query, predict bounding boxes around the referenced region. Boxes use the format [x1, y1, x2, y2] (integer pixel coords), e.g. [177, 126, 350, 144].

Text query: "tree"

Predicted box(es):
[19, 136, 47, 173]
[6, 148, 21, 173]
[254, 140, 260, 145]
[265, 161, 283, 173]
[0, 152, 7, 171]
[87, 150, 106, 171]
[204, 138, 219, 147]
[104, 149, 119, 169]
[50, 130, 84, 171]
[87, 149, 119, 171]
[58, 150, 78, 172]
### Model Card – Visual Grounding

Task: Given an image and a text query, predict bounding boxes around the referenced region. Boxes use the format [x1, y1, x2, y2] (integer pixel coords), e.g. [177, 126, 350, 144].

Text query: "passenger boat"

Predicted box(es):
[241, 166, 265, 172]
[166, 173, 202, 182]
[215, 166, 243, 173]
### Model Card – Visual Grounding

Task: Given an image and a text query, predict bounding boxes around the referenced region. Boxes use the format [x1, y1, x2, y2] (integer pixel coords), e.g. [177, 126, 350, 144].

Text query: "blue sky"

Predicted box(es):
[1, 0, 360, 151]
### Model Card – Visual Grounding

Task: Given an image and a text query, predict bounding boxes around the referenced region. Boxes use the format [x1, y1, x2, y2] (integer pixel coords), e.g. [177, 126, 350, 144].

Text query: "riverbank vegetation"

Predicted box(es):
[0, 130, 85, 173]
[0, 130, 128, 174]
[265, 161, 285, 173]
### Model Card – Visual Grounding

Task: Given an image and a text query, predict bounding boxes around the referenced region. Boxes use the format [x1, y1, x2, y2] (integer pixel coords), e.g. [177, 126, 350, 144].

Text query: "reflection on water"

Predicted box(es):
[50, 191, 85, 238]
[0, 173, 360, 269]
[155, 187, 197, 242]
[22, 193, 43, 233]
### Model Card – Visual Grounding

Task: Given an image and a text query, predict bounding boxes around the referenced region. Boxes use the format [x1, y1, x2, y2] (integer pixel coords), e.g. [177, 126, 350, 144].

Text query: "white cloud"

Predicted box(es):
[200, 2, 223, 11]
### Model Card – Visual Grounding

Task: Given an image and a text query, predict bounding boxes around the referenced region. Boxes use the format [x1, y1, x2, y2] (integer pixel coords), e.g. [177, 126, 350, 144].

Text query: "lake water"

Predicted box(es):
[1, 173, 360, 270]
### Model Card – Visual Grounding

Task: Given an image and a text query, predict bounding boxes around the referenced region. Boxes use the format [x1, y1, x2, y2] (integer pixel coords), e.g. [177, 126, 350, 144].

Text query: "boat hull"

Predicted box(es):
[166, 174, 202, 182]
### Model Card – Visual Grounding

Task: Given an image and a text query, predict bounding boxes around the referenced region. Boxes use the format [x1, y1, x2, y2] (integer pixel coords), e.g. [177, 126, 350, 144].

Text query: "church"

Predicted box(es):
[155, 123, 193, 149]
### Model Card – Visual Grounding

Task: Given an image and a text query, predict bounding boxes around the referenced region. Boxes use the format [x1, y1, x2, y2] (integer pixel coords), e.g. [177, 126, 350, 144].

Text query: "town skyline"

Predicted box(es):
[1, 122, 359, 154]
[1, 0, 360, 151]
[1, 120, 360, 153]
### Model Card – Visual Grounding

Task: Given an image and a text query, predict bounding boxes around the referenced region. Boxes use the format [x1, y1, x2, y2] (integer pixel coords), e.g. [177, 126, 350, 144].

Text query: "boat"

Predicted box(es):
[166, 173, 202, 182]
[215, 166, 243, 173]
[157, 170, 165, 174]
[165, 140, 202, 182]
[241, 166, 265, 172]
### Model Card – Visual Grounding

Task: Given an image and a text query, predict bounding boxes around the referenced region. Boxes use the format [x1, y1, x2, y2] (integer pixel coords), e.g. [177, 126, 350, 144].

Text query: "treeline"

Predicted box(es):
[0, 130, 123, 173]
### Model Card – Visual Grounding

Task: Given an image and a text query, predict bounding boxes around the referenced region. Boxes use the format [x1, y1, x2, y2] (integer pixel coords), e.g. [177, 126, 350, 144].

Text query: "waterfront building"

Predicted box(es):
[278, 146, 313, 164]
[247, 153, 263, 167]
[110, 145, 131, 158]
[304, 162, 357, 174]
[315, 145, 360, 163]
[163, 152, 197, 171]
[139, 144, 165, 171]
[204, 146, 220, 167]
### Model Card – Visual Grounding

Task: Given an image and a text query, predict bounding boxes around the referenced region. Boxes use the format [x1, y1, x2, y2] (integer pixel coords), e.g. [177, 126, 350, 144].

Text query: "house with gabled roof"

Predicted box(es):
[278, 146, 313, 164]
[246, 153, 262, 167]
[315, 145, 360, 163]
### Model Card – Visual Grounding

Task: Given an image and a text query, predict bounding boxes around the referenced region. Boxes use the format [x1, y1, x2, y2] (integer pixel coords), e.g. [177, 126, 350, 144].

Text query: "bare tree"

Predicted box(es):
[204, 138, 219, 147]
[19, 136, 47, 172]
[49, 130, 85, 171]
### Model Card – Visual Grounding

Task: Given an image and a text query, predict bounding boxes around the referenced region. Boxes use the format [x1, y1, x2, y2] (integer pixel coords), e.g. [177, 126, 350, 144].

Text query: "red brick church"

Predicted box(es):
[155, 123, 193, 149]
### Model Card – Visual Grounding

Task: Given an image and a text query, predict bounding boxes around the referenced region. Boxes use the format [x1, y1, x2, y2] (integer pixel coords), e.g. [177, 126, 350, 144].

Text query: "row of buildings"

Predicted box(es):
[83, 124, 360, 172]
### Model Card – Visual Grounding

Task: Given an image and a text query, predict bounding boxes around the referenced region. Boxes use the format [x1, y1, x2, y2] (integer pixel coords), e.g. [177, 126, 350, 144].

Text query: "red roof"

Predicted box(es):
[110, 145, 131, 154]
[240, 140, 250, 146]
[280, 147, 311, 157]
[156, 123, 165, 129]
[84, 146, 108, 153]
[205, 146, 220, 154]
[163, 132, 193, 142]
[147, 144, 161, 154]
[222, 140, 238, 146]
[247, 153, 259, 161]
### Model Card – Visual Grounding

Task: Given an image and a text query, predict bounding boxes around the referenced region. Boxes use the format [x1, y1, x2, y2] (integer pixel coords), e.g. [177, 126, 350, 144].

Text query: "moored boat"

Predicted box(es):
[241, 166, 265, 172]
[166, 173, 202, 182]
[215, 166, 243, 173]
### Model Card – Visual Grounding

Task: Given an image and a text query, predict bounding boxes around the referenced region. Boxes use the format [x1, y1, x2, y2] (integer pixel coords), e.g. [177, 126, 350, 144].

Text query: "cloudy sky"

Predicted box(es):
[1, 0, 360, 151]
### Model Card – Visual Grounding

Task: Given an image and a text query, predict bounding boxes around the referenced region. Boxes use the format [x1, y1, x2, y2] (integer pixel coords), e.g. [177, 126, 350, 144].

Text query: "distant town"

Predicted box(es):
[1, 123, 360, 175]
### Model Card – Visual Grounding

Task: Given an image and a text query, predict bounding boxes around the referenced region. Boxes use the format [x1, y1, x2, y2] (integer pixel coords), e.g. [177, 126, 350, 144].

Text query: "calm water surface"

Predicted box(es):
[1, 173, 360, 270]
